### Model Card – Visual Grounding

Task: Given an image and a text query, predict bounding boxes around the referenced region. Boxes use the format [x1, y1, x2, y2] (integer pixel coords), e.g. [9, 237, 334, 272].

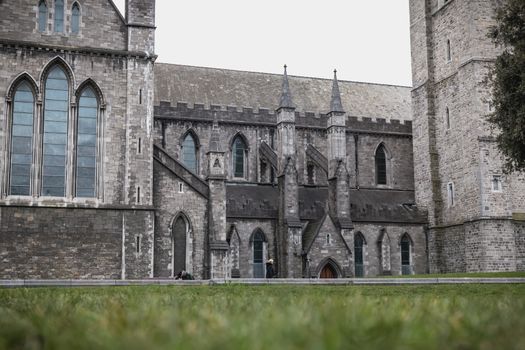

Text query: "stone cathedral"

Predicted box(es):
[0, 0, 523, 280]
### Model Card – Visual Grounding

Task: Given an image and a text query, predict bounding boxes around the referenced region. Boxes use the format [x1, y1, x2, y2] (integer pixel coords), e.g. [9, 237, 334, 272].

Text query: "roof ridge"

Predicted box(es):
[155, 62, 412, 89]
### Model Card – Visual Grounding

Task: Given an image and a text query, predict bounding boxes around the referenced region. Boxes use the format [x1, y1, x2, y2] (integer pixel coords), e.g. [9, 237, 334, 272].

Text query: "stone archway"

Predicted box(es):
[316, 257, 343, 279]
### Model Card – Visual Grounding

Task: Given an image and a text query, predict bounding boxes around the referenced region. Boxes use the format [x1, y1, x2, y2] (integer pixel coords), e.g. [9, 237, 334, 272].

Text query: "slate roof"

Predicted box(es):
[154, 63, 412, 120]
[226, 184, 426, 224]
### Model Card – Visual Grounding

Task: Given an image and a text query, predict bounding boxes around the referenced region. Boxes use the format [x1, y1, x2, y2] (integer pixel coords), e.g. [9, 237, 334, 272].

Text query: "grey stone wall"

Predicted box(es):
[0, 0, 127, 51]
[154, 103, 414, 191]
[226, 219, 276, 278]
[153, 161, 208, 279]
[428, 225, 466, 273]
[307, 216, 352, 278]
[410, 0, 525, 272]
[516, 222, 525, 271]
[0, 206, 154, 279]
[352, 223, 427, 276]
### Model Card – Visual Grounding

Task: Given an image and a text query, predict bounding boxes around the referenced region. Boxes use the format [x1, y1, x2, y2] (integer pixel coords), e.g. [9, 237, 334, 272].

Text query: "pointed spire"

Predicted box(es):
[209, 118, 221, 152]
[279, 64, 294, 109]
[330, 69, 345, 113]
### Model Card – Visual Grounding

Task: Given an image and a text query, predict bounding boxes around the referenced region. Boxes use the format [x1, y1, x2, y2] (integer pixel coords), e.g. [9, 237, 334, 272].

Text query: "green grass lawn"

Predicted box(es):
[1, 284, 524, 350]
[383, 271, 525, 278]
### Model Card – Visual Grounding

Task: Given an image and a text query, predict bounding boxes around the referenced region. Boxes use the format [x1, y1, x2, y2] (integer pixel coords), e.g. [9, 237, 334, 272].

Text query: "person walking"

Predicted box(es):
[266, 258, 276, 278]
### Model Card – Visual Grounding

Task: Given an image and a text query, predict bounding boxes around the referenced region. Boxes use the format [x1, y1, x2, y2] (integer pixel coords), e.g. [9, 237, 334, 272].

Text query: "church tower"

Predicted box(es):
[276, 66, 302, 278]
[124, 0, 156, 207]
[409, 0, 525, 273]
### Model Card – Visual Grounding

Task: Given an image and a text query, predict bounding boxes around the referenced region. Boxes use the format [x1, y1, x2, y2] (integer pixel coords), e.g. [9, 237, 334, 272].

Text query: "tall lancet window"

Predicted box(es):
[38, 0, 48, 32]
[375, 144, 387, 185]
[71, 2, 80, 34]
[182, 132, 197, 173]
[54, 0, 64, 32]
[42, 66, 69, 197]
[232, 136, 247, 178]
[9, 82, 35, 196]
[76, 87, 98, 197]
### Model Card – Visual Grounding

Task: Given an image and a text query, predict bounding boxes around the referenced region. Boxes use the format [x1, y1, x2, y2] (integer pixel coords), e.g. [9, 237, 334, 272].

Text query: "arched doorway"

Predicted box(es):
[320, 264, 337, 278]
[317, 258, 341, 279]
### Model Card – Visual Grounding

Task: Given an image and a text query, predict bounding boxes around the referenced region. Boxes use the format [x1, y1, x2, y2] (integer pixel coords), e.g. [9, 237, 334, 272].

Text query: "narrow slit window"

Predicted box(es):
[446, 39, 451, 62]
[375, 145, 387, 185]
[139, 89, 142, 104]
[401, 234, 411, 275]
[446, 107, 450, 129]
[179, 183, 184, 193]
[492, 175, 502, 192]
[137, 186, 141, 203]
[138, 137, 142, 154]
[447, 182, 455, 207]
[54, 0, 64, 33]
[71, 2, 80, 34]
[38, 0, 48, 32]
[136, 235, 140, 253]
[232, 136, 247, 178]
[181, 133, 197, 172]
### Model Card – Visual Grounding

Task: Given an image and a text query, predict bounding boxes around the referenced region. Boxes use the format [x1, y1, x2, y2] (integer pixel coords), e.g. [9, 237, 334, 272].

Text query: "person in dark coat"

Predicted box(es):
[266, 258, 276, 278]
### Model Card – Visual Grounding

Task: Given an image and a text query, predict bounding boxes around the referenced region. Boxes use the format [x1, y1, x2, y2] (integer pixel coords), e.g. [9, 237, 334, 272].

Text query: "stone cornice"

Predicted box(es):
[0, 38, 158, 61]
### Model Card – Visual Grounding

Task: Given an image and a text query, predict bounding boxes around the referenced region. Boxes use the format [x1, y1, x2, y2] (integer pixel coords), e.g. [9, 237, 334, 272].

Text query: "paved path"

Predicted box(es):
[1, 277, 525, 288]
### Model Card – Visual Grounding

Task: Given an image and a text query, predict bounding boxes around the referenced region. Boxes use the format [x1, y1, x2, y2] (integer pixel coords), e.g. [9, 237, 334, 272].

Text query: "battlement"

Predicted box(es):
[155, 101, 412, 135]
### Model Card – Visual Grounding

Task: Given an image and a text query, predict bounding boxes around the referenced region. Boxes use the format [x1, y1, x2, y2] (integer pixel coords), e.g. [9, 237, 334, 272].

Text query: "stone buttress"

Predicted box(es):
[327, 70, 353, 276]
[207, 120, 230, 278]
[276, 66, 302, 278]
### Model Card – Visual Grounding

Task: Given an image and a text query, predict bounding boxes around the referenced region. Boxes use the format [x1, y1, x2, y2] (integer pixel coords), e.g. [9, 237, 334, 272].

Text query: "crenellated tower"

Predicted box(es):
[123, 0, 156, 207]
[409, 0, 524, 273]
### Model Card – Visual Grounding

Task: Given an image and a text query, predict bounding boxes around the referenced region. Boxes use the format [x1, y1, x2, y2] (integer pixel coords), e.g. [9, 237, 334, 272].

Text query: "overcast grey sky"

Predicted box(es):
[113, 0, 412, 87]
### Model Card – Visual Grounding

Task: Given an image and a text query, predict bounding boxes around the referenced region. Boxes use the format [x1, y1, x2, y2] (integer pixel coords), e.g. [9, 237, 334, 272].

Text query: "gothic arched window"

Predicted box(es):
[182, 132, 197, 173]
[354, 233, 365, 277]
[253, 230, 265, 278]
[232, 135, 247, 178]
[38, 0, 48, 32]
[375, 144, 387, 185]
[76, 86, 98, 197]
[42, 65, 69, 197]
[54, 0, 64, 32]
[401, 234, 412, 275]
[9, 82, 35, 196]
[71, 2, 80, 34]
[172, 216, 188, 276]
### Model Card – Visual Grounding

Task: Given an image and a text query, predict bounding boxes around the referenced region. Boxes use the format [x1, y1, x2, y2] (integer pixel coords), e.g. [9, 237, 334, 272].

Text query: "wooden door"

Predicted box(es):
[320, 264, 337, 278]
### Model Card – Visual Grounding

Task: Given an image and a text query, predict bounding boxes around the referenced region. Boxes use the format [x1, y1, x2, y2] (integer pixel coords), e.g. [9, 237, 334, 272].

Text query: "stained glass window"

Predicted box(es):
[375, 145, 387, 185]
[232, 136, 246, 178]
[76, 87, 97, 197]
[38, 1, 47, 32]
[253, 231, 264, 278]
[10, 82, 34, 196]
[54, 0, 64, 32]
[42, 66, 68, 196]
[182, 133, 197, 172]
